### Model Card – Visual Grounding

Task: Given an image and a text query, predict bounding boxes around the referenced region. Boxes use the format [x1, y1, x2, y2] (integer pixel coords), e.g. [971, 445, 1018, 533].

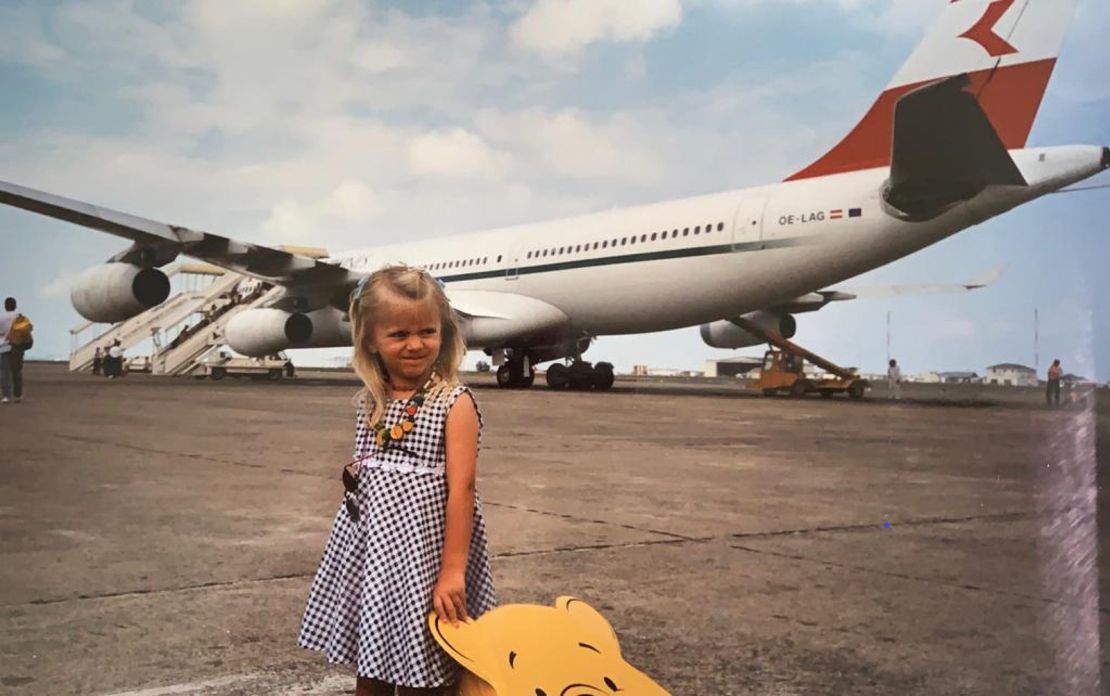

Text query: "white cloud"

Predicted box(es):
[408, 129, 514, 178]
[511, 0, 682, 57]
[40, 268, 81, 299]
[475, 108, 665, 185]
[262, 180, 385, 243]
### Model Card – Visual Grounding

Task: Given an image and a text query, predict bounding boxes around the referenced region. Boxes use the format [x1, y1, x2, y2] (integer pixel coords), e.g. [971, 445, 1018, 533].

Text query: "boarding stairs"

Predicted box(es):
[729, 315, 857, 380]
[69, 268, 242, 372]
[151, 285, 282, 376]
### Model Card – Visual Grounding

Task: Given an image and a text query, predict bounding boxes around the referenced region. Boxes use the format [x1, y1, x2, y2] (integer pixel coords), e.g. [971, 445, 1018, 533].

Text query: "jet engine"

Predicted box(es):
[224, 306, 352, 356]
[225, 309, 313, 356]
[700, 311, 796, 349]
[70, 263, 171, 323]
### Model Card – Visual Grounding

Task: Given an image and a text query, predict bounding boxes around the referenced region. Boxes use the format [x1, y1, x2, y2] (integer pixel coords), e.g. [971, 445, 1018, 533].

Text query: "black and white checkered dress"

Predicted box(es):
[298, 383, 497, 687]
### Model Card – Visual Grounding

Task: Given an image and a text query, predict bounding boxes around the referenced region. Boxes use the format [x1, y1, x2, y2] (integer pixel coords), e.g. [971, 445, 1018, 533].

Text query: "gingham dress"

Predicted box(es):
[298, 384, 497, 687]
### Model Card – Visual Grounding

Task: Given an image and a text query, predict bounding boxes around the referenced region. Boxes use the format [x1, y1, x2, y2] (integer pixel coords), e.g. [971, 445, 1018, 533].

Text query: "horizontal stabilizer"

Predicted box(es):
[884, 74, 1026, 219]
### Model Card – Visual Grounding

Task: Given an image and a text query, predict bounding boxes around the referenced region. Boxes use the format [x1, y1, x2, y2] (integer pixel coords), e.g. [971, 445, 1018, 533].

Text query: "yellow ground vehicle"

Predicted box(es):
[757, 349, 867, 399]
[728, 315, 868, 399]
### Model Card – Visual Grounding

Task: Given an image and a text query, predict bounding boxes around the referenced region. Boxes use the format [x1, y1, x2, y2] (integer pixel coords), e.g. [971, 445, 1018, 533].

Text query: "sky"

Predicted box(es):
[1, 0, 1107, 379]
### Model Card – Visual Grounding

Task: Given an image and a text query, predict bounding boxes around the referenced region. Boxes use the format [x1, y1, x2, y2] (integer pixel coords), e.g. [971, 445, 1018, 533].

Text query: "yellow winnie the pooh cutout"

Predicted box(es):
[428, 596, 671, 695]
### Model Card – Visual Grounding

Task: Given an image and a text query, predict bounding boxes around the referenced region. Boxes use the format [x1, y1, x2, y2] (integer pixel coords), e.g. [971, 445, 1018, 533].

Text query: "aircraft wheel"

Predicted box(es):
[210, 367, 227, 381]
[496, 364, 513, 388]
[568, 361, 595, 390]
[546, 363, 570, 390]
[592, 362, 615, 390]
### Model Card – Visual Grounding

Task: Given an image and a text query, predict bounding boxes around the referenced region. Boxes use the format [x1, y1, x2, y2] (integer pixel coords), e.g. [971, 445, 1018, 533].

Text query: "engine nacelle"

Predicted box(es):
[700, 311, 797, 349]
[225, 309, 313, 357]
[299, 307, 353, 348]
[70, 263, 171, 323]
[225, 306, 353, 356]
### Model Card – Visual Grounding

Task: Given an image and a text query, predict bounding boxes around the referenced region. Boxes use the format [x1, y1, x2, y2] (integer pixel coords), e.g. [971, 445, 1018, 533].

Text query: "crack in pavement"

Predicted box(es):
[729, 509, 1042, 539]
[481, 500, 699, 541]
[729, 542, 1110, 615]
[51, 434, 701, 541]
[1, 539, 707, 609]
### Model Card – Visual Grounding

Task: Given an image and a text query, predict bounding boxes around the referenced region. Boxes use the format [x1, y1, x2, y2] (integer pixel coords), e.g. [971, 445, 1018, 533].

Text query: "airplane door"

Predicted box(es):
[504, 253, 519, 280]
[732, 197, 767, 250]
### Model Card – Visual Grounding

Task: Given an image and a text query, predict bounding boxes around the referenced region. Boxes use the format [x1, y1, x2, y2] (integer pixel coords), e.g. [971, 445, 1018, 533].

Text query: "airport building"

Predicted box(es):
[984, 363, 1039, 387]
[920, 371, 980, 384]
[702, 355, 763, 378]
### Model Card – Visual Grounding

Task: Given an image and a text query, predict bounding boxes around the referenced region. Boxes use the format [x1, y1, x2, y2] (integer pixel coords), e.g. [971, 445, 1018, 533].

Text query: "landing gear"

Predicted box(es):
[545, 360, 614, 391]
[495, 349, 535, 389]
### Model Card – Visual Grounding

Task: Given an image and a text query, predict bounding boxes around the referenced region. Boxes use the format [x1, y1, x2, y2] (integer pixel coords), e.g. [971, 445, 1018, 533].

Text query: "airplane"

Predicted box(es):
[2, 0, 1107, 390]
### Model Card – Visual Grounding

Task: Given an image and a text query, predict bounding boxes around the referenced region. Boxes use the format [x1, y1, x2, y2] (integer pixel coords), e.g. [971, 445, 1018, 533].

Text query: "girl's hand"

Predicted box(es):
[432, 568, 468, 625]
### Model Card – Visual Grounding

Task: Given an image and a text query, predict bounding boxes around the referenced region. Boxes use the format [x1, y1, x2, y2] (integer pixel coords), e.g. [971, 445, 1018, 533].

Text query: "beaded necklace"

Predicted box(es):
[373, 374, 434, 448]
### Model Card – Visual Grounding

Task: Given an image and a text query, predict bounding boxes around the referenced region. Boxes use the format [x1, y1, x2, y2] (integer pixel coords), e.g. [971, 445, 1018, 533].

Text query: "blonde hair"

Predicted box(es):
[350, 265, 466, 427]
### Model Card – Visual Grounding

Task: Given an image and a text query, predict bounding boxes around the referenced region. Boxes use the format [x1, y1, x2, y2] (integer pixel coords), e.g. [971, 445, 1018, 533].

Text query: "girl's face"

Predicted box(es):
[370, 292, 442, 387]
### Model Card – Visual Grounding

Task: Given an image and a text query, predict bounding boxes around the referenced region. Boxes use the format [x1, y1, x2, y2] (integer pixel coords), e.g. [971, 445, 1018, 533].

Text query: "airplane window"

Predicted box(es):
[526, 251, 532, 259]
[640, 234, 647, 243]
[706, 222, 712, 232]
[496, 255, 501, 262]
[629, 237, 636, 245]
[651, 232, 658, 241]
[672, 229, 678, 238]
[683, 228, 690, 237]
[483, 257, 488, 264]
[695, 226, 701, 235]
[718, 222, 724, 231]
[592, 242, 599, 250]
[602, 240, 608, 248]
[575, 244, 581, 252]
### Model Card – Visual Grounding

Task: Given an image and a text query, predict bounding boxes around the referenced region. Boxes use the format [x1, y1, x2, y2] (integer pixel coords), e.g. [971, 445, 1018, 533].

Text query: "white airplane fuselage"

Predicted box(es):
[327, 145, 1105, 340]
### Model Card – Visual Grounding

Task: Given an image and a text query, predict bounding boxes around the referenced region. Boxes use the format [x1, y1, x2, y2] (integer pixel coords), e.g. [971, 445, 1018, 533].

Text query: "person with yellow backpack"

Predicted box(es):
[1, 297, 32, 404]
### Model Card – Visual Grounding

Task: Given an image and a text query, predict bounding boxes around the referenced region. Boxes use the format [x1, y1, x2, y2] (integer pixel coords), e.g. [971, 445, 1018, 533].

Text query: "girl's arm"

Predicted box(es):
[434, 391, 480, 624]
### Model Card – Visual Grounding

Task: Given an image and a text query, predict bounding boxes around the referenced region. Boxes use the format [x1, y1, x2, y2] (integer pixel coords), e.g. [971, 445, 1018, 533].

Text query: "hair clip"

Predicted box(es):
[350, 274, 370, 303]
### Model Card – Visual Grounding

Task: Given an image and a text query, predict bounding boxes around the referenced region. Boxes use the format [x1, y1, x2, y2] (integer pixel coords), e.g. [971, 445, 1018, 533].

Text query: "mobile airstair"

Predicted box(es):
[151, 285, 281, 376]
[69, 265, 241, 372]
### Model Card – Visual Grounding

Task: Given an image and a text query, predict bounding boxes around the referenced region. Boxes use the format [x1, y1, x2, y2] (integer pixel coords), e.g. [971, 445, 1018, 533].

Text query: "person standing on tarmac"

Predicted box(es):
[0, 297, 19, 403]
[1046, 359, 1063, 406]
[887, 358, 902, 400]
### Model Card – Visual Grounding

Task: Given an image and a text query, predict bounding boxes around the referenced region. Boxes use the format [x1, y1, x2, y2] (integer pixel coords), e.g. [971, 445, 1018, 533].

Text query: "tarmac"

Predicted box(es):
[1, 363, 1107, 695]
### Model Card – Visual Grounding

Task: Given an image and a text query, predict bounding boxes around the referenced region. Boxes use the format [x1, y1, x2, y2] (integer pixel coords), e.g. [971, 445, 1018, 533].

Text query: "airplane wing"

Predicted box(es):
[0, 179, 359, 289]
[773, 265, 1004, 313]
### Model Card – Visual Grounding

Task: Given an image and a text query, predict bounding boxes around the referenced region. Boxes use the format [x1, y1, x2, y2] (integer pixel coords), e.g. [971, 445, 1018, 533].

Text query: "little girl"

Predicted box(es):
[299, 265, 497, 695]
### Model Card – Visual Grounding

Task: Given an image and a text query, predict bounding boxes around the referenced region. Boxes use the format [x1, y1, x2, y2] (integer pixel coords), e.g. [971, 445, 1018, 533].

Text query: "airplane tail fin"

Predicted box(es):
[786, 0, 1078, 182]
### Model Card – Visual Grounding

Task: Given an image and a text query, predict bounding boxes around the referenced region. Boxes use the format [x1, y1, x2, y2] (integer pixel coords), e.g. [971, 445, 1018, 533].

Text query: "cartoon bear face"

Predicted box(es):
[428, 596, 671, 696]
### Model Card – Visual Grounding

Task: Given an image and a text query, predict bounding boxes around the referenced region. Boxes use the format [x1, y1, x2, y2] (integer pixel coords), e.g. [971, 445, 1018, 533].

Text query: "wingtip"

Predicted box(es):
[963, 264, 1007, 290]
